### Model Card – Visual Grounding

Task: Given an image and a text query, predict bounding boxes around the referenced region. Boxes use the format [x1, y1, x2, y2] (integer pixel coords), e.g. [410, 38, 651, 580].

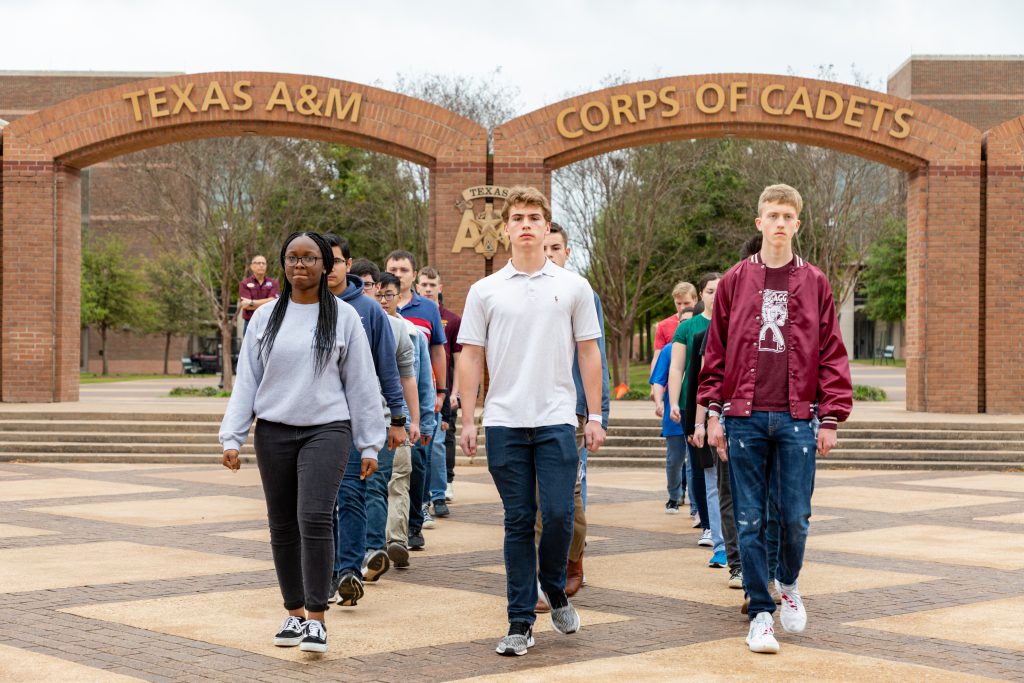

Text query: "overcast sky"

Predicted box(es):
[4, 0, 1022, 114]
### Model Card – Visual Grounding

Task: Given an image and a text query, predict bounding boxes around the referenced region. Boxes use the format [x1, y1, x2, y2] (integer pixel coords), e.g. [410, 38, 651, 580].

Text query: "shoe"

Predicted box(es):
[709, 550, 727, 568]
[362, 549, 390, 582]
[729, 568, 744, 589]
[387, 541, 410, 568]
[445, 482, 454, 501]
[422, 505, 436, 529]
[299, 619, 328, 653]
[432, 500, 450, 517]
[770, 581, 783, 605]
[692, 513, 702, 528]
[327, 574, 341, 604]
[665, 499, 680, 514]
[565, 554, 584, 596]
[495, 621, 534, 656]
[337, 571, 364, 606]
[776, 580, 807, 633]
[538, 580, 580, 635]
[273, 615, 306, 647]
[746, 612, 780, 654]
[741, 595, 749, 615]
[534, 596, 550, 613]
[697, 529, 713, 547]
[408, 532, 425, 550]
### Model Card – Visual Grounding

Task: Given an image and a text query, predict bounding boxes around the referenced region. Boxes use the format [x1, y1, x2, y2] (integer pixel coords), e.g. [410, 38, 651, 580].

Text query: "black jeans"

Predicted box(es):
[254, 419, 351, 613]
[446, 406, 458, 483]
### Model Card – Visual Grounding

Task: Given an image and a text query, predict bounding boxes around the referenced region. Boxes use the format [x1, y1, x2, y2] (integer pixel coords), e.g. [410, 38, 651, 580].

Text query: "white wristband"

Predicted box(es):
[587, 414, 603, 424]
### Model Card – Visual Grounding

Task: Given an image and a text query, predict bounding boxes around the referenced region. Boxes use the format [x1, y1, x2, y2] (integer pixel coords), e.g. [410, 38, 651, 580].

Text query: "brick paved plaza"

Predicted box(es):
[1, 456, 1022, 681]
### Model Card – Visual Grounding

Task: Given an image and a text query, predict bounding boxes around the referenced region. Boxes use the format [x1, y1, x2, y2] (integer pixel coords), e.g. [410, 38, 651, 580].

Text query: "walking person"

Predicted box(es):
[219, 231, 385, 654]
[458, 187, 607, 657]
[700, 184, 852, 654]
[650, 306, 693, 514]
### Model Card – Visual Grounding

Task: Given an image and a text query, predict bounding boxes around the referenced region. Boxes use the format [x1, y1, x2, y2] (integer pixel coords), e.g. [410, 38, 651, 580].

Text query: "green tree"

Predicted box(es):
[81, 234, 149, 376]
[141, 255, 211, 374]
[861, 218, 907, 321]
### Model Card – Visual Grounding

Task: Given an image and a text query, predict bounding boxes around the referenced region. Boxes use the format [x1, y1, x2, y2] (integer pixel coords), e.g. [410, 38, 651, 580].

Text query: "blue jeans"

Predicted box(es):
[685, 449, 696, 514]
[333, 447, 366, 576]
[703, 466, 724, 554]
[408, 438, 431, 534]
[365, 444, 395, 552]
[686, 442, 709, 530]
[665, 435, 687, 503]
[725, 411, 817, 620]
[486, 424, 578, 625]
[579, 444, 588, 508]
[429, 418, 447, 502]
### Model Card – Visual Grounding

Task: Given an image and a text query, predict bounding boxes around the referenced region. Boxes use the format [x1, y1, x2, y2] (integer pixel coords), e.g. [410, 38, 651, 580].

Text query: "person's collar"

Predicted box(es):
[501, 258, 558, 279]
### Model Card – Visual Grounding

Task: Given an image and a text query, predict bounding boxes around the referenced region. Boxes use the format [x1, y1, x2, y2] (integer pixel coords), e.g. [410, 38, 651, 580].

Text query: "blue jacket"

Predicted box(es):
[339, 275, 405, 418]
[572, 292, 611, 429]
[408, 325, 436, 436]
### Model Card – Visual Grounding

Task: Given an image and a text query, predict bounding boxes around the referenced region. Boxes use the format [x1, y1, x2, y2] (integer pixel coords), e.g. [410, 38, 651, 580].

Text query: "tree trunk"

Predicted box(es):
[617, 329, 632, 386]
[100, 325, 109, 376]
[163, 332, 172, 375]
[609, 337, 622, 389]
[220, 320, 234, 392]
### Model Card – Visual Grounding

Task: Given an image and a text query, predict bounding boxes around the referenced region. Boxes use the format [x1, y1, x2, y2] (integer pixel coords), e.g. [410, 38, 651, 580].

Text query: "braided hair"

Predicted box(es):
[257, 231, 338, 376]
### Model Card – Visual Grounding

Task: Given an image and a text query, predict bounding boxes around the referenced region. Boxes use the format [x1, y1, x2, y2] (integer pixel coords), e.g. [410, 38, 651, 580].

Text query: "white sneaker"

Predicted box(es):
[697, 529, 713, 547]
[445, 482, 454, 502]
[746, 612, 780, 654]
[776, 580, 807, 633]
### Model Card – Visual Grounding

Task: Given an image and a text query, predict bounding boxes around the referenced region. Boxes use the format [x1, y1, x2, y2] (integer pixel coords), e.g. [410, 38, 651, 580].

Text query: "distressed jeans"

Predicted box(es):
[725, 411, 817, 620]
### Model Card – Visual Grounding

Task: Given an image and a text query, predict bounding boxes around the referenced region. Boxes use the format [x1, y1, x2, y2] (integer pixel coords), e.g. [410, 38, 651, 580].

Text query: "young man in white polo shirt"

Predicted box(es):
[459, 186, 607, 657]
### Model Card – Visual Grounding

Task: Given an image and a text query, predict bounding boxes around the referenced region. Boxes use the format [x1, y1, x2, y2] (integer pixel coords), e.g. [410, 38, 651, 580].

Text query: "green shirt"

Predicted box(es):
[671, 313, 711, 407]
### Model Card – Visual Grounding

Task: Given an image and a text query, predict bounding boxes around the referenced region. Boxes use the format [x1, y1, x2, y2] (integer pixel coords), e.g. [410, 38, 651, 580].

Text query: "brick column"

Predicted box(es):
[983, 120, 1024, 413]
[429, 160, 489, 314]
[1, 155, 81, 401]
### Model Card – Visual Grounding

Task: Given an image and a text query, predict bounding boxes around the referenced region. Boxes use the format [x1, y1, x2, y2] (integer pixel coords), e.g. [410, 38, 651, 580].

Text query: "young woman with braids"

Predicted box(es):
[219, 231, 385, 654]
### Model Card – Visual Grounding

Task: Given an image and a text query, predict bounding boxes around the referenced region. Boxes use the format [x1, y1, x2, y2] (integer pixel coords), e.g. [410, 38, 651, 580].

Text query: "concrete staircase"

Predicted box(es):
[1, 412, 1022, 471]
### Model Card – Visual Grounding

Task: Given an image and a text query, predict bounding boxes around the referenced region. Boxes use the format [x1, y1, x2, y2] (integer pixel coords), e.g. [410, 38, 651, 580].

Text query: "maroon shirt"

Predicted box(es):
[439, 304, 462, 391]
[752, 263, 791, 411]
[238, 276, 280, 321]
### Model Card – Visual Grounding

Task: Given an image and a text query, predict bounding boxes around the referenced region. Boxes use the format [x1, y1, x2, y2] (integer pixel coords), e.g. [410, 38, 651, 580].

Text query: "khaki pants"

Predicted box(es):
[535, 416, 587, 562]
[387, 443, 412, 546]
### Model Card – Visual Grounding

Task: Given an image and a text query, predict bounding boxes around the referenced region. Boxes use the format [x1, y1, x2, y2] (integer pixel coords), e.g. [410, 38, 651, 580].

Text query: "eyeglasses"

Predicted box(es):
[375, 292, 398, 301]
[284, 255, 322, 267]
[362, 280, 379, 289]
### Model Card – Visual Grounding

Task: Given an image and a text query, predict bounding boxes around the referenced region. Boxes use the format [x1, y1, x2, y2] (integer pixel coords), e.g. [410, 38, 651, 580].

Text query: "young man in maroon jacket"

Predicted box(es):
[698, 184, 852, 655]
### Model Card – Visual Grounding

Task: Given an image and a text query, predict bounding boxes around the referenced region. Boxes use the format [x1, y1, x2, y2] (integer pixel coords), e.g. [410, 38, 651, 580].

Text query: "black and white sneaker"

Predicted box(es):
[299, 619, 328, 653]
[408, 532, 425, 550]
[665, 499, 680, 514]
[327, 573, 342, 604]
[495, 621, 534, 656]
[537, 579, 580, 635]
[337, 570, 364, 606]
[273, 615, 306, 647]
[362, 549, 390, 582]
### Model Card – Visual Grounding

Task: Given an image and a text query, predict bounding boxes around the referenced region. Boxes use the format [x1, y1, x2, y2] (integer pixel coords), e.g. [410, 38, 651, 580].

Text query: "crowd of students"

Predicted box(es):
[218, 183, 852, 658]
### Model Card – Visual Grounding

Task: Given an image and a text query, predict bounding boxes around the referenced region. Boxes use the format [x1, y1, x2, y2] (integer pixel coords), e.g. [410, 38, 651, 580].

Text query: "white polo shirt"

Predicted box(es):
[458, 258, 602, 428]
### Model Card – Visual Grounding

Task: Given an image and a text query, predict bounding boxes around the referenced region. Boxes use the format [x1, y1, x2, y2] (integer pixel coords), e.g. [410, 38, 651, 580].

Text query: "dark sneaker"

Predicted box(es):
[273, 615, 306, 647]
[362, 549, 390, 582]
[387, 541, 410, 568]
[422, 505, 436, 529]
[337, 571, 364, 607]
[729, 567, 744, 589]
[537, 580, 580, 635]
[299, 619, 328, 653]
[665, 499, 680, 514]
[432, 500, 450, 517]
[327, 573, 341, 604]
[408, 532, 425, 550]
[495, 621, 534, 656]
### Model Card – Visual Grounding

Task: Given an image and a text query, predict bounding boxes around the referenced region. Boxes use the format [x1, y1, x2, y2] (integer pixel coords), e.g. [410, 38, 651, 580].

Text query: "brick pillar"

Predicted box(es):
[905, 165, 983, 413]
[429, 160, 490, 314]
[983, 122, 1024, 413]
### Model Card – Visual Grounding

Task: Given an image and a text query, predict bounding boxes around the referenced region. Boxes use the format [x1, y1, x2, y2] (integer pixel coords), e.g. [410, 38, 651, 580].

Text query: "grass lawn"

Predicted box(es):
[79, 372, 215, 384]
[850, 358, 906, 368]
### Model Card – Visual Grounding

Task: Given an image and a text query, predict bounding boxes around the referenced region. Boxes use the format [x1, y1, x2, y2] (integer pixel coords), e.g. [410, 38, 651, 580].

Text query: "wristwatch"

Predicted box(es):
[707, 409, 721, 419]
[390, 415, 407, 427]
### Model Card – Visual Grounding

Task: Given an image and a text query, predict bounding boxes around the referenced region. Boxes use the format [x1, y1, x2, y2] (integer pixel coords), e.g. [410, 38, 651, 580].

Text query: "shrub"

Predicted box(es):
[169, 386, 228, 398]
[853, 385, 887, 401]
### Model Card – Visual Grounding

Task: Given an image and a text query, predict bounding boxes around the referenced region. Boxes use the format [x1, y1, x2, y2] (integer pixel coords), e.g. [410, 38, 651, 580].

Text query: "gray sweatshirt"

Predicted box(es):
[218, 298, 386, 459]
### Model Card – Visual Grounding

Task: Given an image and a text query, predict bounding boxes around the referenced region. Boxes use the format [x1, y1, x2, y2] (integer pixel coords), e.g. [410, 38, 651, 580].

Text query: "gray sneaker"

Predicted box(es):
[537, 580, 580, 635]
[362, 549, 390, 582]
[495, 622, 534, 656]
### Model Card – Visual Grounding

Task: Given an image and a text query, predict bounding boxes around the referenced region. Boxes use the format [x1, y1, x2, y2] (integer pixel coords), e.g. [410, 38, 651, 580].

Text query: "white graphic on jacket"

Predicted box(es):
[759, 289, 788, 353]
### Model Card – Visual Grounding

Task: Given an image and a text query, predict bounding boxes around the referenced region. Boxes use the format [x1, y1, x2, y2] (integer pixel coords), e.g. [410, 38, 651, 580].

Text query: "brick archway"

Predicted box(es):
[492, 74, 984, 413]
[0, 72, 488, 401]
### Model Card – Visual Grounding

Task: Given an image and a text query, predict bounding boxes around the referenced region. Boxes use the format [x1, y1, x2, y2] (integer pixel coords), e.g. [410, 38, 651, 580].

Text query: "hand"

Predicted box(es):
[707, 419, 727, 461]
[584, 421, 606, 453]
[654, 403, 664, 418]
[451, 394, 460, 410]
[817, 429, 838, 456]
[692, 424, 706, 448]
[360, 457, 378, 480]
[387, 424, 405, 449]
[434, 393, 444, 412]
[669, 406, 681, 423]
[408, 422, 420, 444]
[441, 421, 449, 432]
[222, 449, 241, 471]
[460, 423, 477, 459]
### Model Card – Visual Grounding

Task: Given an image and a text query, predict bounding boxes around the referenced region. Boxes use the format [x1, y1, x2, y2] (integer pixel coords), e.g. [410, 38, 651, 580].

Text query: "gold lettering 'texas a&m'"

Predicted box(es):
[123, 81, 362, 123]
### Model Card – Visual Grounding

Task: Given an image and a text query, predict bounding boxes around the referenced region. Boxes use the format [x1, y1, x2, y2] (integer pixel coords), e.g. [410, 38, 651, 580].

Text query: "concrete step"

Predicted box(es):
[454, 456, 1022, 471]
[0, 412, 222, 423]
[0, 432, 230, 444]
[0, 442, 254, 455]
[0, 421, 224, 434]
